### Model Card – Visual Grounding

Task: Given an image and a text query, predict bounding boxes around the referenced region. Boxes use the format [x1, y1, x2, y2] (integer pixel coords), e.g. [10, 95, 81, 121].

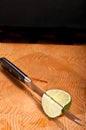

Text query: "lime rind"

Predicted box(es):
[62, 100, 72, 112]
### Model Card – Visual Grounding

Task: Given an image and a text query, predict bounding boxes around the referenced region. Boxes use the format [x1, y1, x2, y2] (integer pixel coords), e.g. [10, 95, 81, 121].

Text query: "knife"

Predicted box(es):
[0, 57, 83, 126]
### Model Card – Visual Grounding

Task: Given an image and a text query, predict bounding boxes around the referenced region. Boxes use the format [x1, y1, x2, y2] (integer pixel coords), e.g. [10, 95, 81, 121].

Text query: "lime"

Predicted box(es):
[42, 89, 71, 118]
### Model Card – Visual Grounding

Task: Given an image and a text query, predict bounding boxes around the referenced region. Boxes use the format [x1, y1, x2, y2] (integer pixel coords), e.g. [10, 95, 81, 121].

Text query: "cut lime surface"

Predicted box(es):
[42, 89, 71, 118]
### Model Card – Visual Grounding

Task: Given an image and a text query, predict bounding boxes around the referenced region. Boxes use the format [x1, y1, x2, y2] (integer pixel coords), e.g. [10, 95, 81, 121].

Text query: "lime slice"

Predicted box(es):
[42, 89, 71, 118]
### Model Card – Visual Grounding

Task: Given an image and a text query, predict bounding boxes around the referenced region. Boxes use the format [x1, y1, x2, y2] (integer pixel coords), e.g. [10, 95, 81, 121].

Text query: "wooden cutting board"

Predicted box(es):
[0, 43, 86, 130]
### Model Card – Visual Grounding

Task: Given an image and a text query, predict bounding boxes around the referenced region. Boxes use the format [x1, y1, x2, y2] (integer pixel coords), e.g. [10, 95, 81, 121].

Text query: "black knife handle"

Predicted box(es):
[0, 57, 31, 83]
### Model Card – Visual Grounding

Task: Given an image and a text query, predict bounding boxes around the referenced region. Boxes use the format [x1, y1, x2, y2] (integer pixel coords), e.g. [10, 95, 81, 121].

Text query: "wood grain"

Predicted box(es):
[0, 43, 86, 130]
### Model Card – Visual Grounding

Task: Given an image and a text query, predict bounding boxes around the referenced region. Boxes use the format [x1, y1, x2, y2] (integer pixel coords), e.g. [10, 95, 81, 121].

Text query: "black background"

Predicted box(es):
[0, 0, 86, 28]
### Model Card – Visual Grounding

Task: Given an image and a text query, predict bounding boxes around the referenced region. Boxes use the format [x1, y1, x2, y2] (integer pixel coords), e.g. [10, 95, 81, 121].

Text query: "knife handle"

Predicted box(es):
[0, 57, 31, 83]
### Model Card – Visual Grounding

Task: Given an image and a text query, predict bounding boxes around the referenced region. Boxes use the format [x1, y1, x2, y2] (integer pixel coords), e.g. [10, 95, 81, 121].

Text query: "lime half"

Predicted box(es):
[42, 89, 71, 118]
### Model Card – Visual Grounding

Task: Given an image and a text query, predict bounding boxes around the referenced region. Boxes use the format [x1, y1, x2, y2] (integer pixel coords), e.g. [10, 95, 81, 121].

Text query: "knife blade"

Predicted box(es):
[0, 57, 83, 126]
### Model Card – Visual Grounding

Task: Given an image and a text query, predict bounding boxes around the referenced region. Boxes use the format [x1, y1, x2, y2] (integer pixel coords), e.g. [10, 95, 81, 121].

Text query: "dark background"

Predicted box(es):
[0, 0, 86, 43]
[0, 0, 86, 28]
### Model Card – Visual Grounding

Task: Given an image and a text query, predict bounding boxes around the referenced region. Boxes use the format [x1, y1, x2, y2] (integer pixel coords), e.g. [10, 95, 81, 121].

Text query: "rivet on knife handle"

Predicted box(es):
[0, 57, 31, 83]
[0, 57, 44, 96]
[0, 57, 83, 126]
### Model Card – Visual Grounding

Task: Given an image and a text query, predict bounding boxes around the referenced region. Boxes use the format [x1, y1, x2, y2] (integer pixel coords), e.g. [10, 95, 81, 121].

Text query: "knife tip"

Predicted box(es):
[74, 118, 85, 126]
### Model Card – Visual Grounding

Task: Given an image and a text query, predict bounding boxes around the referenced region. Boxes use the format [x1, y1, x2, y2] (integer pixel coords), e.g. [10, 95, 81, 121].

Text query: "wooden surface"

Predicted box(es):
[0, 43, 86, 130]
